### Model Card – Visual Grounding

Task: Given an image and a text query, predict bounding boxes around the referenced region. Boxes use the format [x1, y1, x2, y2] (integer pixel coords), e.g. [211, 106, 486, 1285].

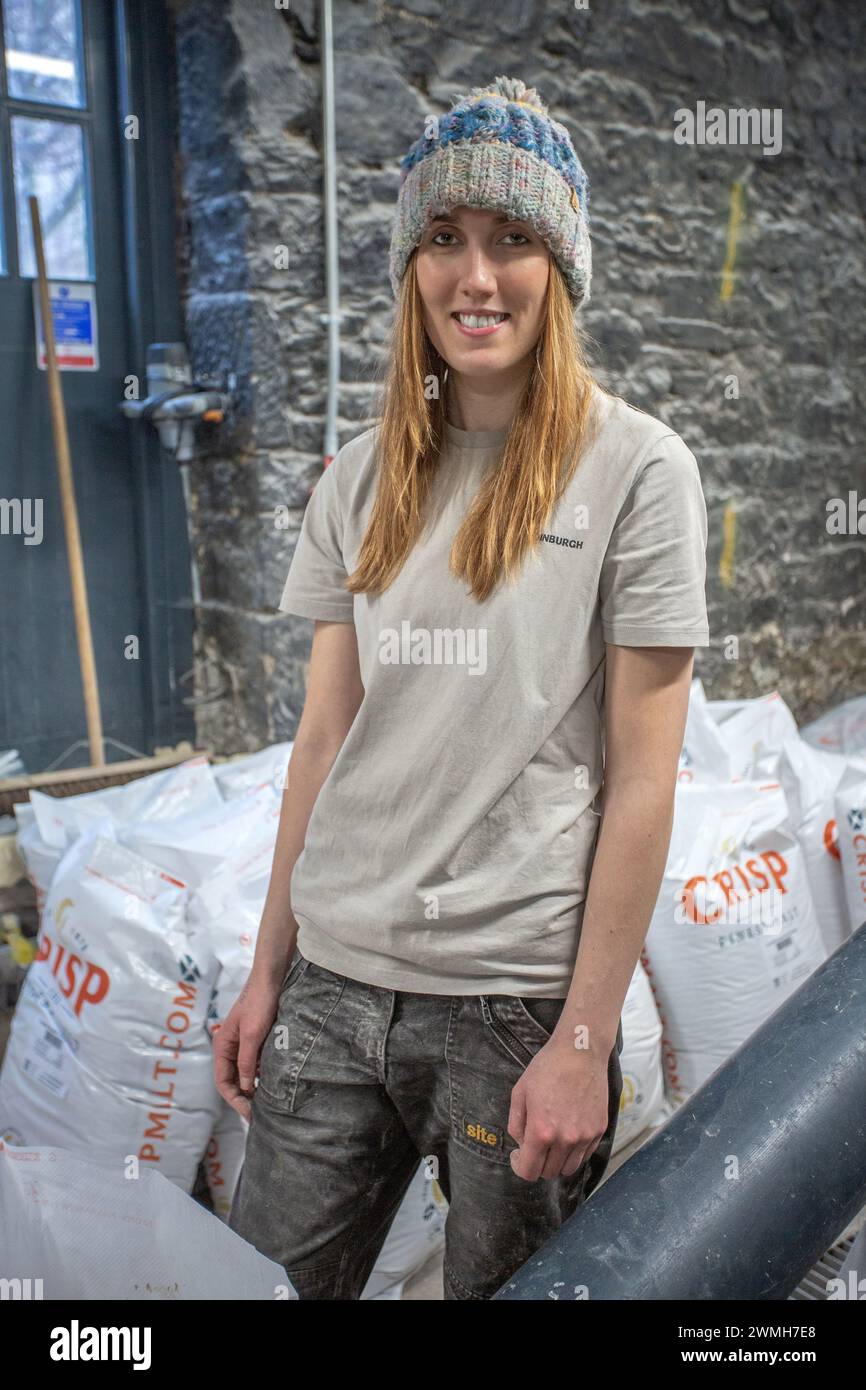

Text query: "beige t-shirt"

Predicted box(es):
[278, 384, 710, 995]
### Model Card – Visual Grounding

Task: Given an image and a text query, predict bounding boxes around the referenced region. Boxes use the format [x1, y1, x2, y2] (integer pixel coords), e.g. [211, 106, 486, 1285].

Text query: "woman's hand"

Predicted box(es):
[212, 970, 284, 1122]
[507, 1038, 611, 1182]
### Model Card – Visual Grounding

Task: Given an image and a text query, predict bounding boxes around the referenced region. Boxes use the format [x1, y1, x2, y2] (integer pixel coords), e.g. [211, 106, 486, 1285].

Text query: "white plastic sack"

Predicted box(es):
[212, 743, 293, 799]
[121, 781, 280, 892]
[801, 695, 866, 758]
[704, 697, 755, 724]
[27, 756, 221, 851]
[679, 682, 799, 784]
[13, 800, 63, 913]
[204, 1099, 249, 1222]
[0, 831, 221, 1192]
[719, 692, 799, 781]
[835, 762, 866, 935]
[0, 1140, 295, 1300]
[643, 779, 827, 1104]
[678, 679, 730, 783]
[189, 807, 282, 1031]
[777, 735, 861, 954]
[611, 958, 666, 1154]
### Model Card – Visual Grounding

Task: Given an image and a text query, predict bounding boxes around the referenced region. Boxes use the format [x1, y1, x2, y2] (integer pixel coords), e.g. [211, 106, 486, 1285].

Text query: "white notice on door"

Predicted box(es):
[33, 281, 99, 371]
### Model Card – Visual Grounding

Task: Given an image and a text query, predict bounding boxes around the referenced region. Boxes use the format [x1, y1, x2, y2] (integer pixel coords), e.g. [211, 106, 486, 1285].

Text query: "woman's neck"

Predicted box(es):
[444, 363, 533, 434]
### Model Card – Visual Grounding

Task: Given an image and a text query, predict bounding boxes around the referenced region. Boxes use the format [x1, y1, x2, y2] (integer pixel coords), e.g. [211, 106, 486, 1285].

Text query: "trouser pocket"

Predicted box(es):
[279, 946, 308, 996]
[445, 996, 566, 1166]
[480, 994, 567, 1065]
[256, 960, 344, 1113]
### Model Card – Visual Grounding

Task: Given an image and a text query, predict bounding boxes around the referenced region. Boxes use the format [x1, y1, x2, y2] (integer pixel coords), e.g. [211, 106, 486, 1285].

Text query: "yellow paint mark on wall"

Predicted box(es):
[719, 501, 737, 587]
[719, 181, 745, 302]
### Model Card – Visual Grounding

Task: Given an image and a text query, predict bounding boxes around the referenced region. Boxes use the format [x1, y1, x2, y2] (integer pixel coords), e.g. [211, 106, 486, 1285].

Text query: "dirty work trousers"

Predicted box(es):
[229, 949, 624, 1301]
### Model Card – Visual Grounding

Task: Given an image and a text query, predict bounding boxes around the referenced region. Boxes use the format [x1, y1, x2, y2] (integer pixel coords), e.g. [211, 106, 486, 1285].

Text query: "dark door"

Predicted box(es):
[0, 0, 194, 774]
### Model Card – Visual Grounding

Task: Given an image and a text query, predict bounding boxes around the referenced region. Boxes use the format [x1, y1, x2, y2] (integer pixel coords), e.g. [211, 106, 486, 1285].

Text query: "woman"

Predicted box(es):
[216, 76, 710, 1301]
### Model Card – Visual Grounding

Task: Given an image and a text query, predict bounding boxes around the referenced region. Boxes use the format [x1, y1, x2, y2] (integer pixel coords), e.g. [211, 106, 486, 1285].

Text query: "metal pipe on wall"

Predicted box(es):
[320, 0, 340, 468]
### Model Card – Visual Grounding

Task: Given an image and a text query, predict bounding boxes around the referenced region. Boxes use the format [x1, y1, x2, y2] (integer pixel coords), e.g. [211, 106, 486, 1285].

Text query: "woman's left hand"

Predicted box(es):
[507, 1037, 611, 1182]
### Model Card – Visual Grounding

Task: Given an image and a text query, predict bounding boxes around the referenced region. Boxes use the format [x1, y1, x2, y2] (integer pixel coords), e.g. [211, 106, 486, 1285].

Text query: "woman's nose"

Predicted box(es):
[457, 244, 497, 294]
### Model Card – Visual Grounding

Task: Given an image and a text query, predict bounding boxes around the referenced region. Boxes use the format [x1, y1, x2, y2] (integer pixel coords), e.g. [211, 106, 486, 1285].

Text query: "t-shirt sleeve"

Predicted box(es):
[599, 432, 710, 647]
[277, 459, 355, 622]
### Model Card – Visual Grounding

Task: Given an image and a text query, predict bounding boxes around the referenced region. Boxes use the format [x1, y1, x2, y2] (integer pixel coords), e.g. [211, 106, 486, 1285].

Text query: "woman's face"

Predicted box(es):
[414, 206, 550, 379]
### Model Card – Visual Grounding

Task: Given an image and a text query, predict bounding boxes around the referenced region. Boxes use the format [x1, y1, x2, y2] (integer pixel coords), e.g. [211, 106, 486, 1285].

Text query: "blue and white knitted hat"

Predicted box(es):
[389, 75, 592, 308]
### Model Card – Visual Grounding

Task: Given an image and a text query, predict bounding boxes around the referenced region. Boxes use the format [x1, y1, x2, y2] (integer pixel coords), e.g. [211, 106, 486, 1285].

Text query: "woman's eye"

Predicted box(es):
[429, 230, 529, 246]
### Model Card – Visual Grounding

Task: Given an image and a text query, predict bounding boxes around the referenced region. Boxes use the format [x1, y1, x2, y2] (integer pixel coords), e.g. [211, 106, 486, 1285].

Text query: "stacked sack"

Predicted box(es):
[796, 695, 866, 942]
[1, 758, 234, 1191]
[8, 699, 860, 1233]
[4, 744, 446, 1298]
[13, 755, 218, 913]
[643, 683, 865, 1107]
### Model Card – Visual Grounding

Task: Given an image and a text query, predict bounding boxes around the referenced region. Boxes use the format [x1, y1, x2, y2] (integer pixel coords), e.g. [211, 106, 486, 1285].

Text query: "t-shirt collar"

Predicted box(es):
[443, 418, 509, 451]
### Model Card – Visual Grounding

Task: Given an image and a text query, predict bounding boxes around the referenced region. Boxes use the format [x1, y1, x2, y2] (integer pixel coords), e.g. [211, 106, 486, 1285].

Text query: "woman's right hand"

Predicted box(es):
[213, 970, 284, 1122]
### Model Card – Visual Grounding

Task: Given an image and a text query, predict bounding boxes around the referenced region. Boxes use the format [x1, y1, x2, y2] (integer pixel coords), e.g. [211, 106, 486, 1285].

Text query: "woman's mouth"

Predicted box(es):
[451, 311, 510, 337]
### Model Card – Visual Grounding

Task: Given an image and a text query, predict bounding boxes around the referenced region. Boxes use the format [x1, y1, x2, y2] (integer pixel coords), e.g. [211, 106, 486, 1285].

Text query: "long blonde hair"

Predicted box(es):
[346, 252, 602, 604]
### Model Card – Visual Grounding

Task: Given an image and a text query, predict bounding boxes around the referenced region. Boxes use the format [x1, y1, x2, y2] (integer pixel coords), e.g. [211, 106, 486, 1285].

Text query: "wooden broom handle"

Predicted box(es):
[29, 195, 104, 768]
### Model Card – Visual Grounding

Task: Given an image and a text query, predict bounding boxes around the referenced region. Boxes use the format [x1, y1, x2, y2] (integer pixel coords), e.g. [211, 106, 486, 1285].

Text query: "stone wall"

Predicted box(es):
[169, 0, 865, 752]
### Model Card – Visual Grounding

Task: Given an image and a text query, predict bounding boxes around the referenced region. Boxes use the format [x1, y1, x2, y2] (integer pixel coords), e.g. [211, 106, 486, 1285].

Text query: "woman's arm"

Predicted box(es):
[551, 642, 695, 1057]
[508, 642, 694, 1181]
[250, 618, 365, 989]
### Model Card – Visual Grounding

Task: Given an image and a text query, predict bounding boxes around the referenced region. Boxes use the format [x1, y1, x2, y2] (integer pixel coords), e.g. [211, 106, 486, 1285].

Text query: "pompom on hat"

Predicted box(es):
[389, 75, 592, 308]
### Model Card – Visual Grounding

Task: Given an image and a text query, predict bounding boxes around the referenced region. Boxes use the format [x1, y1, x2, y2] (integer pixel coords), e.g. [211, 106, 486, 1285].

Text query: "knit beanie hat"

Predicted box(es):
[389, 75, 592, 309]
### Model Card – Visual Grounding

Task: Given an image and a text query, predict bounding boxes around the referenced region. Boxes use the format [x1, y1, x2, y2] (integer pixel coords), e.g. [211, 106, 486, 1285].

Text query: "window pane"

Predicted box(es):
[4, 0, 85, 108]
[12, 117, 92, 278]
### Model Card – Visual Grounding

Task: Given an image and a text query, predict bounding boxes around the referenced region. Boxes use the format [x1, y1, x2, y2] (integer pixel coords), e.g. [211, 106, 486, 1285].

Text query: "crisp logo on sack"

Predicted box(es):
[679, 849, 790, 926]
[49, 1320, 151, 1370]
[34, 931, 110, 1017]
[848, 816, 866, 913]
[540, 532, 583, 550]
[464, 1117, 503, 1149]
